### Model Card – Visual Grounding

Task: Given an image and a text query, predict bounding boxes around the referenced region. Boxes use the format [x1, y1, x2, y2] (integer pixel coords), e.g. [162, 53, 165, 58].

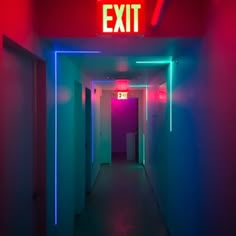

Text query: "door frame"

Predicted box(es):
[111, 97, 139, 162]
[85, 88, 92, 193]
[2, 36, 47, 236]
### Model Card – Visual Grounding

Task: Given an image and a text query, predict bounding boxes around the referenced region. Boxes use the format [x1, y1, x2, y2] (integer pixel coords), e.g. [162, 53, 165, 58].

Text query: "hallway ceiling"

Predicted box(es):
[69, 55, 168, 80]
[51, 38, 201, 57]
[51, 38, 201, 86]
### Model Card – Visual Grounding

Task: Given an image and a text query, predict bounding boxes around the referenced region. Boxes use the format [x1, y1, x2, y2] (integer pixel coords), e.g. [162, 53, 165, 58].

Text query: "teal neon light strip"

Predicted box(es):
[146, 86, 148, 121]
[169, 61, 173, 132]
[143, 134, 145, 165]
[136, 60, 171, 64]
[135, 60, 173, 132]
[129, 85, 151, 88]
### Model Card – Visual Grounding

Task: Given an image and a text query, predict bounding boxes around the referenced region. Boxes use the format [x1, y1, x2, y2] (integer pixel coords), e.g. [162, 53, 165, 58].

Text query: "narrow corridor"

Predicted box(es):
[75, 163, 168, 236]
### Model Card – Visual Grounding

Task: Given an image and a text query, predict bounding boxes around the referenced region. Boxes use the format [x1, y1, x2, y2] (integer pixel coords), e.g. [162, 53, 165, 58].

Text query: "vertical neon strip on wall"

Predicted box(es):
[54, 52, 58, 225]
[146, 85, 148, 121]
[91, 81, 95, 163]
[54, 50, 101, 226]
[135, 60, 173, 132]
[143, 134, 145, 165]
[169, 61, 173, 132]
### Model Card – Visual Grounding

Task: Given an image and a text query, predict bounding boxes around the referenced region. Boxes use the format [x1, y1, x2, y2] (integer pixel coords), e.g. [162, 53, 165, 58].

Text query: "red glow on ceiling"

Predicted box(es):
[151, 0, 165, 26]
[115, 79, 129, 91]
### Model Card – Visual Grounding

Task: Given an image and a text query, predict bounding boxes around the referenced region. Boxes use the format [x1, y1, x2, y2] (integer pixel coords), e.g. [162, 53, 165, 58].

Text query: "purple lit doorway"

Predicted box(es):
[111, 98, 138, 162]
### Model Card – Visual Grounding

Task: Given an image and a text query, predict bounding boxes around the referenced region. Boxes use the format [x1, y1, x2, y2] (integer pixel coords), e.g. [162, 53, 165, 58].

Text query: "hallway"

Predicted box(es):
[75, 163, 168, 236]
[1, 1, 236, 236]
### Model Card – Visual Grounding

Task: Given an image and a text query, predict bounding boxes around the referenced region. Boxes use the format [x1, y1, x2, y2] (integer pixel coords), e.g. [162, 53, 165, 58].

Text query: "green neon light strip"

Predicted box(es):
[143, 134, 145, 165]
[169, 61, 173, 132]
[135, 60, 173, 132]
[136, 60, 171, 64]
[129, 85, 151, 88]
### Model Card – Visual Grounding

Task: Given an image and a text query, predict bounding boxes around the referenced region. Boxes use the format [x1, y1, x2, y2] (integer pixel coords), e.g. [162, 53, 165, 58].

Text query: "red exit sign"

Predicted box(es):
[97, 0, 145, 35]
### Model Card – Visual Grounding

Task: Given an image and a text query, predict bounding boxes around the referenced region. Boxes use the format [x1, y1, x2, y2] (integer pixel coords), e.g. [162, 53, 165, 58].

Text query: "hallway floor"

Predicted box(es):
[75, 163, 168, 236]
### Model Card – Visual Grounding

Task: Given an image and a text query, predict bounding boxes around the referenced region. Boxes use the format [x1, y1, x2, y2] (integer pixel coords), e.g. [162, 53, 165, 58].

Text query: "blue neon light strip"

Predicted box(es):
[55, 50, 101, 54]
[93, 80, 114, 84]
[54, 51, 101, 226]
[54, 52, 58, 225]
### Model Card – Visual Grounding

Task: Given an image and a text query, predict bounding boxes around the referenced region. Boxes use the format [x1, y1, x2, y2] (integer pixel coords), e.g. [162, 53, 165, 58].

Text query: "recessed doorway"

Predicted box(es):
[111, 98, 138, 163]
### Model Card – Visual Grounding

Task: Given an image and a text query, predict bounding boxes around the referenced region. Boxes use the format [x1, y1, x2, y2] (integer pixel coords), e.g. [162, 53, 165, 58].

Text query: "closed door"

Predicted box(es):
[2, 45, 34, 236]
[2, 43, 46, 236]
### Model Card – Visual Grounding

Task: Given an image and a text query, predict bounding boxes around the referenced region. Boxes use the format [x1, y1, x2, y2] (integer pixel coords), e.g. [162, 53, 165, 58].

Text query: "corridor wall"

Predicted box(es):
[145, 3, 236, 234]
[44, 53, 88, 236]
[91, 87, 102, 187]
[0, 0, 41, 55]
[145, 46, 203, 236]
[0, 1, 43, 234]
[198, 1, 236, 235]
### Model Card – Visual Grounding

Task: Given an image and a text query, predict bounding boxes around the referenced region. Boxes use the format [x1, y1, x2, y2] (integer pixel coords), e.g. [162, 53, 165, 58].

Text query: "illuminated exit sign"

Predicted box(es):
[97, 0, 145, 35]
[117, 91, 128, 99]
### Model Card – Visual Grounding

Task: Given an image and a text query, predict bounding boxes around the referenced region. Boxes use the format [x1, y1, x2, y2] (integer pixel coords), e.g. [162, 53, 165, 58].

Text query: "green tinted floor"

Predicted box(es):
[75, 163, 168, 236]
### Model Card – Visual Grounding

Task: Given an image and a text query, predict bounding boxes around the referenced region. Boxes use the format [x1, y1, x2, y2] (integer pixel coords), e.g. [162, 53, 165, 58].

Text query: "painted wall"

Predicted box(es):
[91, 87, 102, 187]
[100, 90, 112, 164]
[0, 0, 41, 55]
[1, 44, 34, 236]
[111, 98, 138, 154]
[145, 46, 203, 236]
[44, 53, 85, 236]
[199, 1, 236, 235]
[145, 2, 236, 236]
[0, 4, 42, 231]
[57, 55, 85, 236]
[0, 3, 44, 231]
[44, 52, 102, 236]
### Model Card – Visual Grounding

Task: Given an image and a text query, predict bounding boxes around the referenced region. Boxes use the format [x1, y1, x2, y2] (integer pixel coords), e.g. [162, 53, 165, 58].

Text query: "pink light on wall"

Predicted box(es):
[158, 83, 167, 102]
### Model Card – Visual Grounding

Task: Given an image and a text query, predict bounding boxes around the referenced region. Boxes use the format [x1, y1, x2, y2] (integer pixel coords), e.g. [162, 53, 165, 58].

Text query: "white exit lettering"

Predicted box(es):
[103, 4, 141, 33]
[117, 91, 128, 99]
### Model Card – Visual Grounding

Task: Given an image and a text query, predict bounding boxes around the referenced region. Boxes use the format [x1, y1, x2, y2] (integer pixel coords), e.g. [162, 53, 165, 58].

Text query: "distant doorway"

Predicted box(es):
[111, 98, 138, 162]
